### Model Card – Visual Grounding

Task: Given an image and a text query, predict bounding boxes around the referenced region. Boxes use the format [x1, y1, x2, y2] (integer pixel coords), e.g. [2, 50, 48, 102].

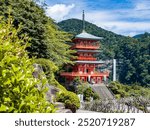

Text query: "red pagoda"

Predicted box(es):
[61, 11, 109, 84]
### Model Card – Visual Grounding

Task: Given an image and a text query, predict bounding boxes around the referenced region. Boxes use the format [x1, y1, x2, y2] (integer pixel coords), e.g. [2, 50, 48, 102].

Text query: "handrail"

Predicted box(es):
[61, 72, 109, 76]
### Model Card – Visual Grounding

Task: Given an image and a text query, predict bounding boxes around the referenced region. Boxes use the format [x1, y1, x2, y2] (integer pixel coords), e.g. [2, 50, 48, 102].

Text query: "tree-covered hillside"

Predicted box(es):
[133, 32, 150, 38]
[58, 19, 150, 87]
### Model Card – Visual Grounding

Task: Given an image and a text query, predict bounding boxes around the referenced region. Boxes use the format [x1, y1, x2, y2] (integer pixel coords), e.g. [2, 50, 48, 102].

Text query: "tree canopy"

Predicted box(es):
[0, 0, 75, 66]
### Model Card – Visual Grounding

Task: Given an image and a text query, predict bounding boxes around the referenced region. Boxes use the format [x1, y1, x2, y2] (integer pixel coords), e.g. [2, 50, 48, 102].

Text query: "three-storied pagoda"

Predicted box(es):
[61, 11, 109, 84]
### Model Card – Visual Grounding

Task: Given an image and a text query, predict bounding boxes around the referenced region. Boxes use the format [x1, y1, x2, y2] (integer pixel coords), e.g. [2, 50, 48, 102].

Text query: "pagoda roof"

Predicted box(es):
[75, 30, 103, 40]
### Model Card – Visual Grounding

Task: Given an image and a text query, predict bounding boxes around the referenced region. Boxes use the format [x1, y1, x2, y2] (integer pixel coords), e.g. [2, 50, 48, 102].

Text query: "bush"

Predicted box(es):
[83, 87, 94, 101]
[0, 18, 55, 113]
[109, 82, 150, 98]
[93, 93, 100, 100]
[56, 91, 80, 113]
[76, 83, 100, 101]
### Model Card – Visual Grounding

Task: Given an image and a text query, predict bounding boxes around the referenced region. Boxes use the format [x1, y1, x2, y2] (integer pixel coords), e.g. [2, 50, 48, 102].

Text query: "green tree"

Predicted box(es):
[0, 17, 55, 113]
[0, 0, 75, 66]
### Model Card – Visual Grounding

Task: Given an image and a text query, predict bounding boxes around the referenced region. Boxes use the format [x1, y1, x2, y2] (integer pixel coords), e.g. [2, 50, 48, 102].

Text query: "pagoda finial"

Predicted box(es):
[82, 10, 85, 32]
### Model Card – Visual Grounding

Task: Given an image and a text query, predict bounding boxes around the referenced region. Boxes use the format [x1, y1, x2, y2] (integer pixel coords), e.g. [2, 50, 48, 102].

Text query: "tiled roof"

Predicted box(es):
[75, 30, 103, 40]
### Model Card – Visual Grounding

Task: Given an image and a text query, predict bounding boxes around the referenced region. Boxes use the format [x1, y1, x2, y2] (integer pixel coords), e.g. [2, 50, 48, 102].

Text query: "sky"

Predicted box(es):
[43, 0, 150, 36]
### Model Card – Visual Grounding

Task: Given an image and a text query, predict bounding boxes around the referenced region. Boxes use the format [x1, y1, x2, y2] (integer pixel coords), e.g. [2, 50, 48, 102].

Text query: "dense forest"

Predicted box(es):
[58, 19, 150, 87]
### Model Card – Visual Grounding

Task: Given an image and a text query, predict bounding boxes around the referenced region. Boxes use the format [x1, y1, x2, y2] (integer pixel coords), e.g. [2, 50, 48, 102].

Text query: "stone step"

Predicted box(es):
[91, 84, 114, 100]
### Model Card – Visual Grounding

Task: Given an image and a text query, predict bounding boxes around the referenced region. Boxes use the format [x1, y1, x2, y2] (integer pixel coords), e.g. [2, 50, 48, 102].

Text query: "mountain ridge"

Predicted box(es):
[58, 18, 124, 38]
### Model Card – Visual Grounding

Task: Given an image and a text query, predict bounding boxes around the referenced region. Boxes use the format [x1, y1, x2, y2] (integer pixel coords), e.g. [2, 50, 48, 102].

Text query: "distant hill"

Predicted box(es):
[58, 18, 125, 43]
[133, 34, 144, 38]
[58, 18, 122, 37]
[133, 32, 150, 38]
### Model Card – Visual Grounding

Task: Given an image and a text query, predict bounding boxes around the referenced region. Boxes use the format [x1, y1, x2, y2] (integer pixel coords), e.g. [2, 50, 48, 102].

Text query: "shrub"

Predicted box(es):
[0, 17, 55, 113]
[83, 87, 94, 101]
[56, 91, 80, 113]
[76, 83, 100, 101]
[93, 93, 100, 100]
[109, 81, 150, 98]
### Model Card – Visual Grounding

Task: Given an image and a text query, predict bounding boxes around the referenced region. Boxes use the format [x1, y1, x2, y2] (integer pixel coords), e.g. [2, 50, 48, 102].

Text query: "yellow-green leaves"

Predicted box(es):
[0, 18, 55, 113]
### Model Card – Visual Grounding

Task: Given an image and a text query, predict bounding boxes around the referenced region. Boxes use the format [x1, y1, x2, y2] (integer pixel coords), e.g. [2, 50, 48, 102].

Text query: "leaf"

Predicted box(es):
[4, 97, 11, 102]
[0, 104, 7, 112]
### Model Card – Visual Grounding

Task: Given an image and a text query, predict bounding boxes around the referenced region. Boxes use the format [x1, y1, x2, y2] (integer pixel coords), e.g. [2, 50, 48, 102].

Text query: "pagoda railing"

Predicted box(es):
[77, 57, 97, 61]
[72, 44, 99, 49]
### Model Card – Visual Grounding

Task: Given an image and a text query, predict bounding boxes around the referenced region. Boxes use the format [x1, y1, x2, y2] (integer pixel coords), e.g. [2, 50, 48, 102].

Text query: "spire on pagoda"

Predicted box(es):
[82, 10, 85, 32]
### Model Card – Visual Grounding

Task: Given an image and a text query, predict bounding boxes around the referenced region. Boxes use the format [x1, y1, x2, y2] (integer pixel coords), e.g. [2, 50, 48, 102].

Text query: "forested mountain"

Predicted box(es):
[133, 32, 150, 38]
[58, 19, 150, 87]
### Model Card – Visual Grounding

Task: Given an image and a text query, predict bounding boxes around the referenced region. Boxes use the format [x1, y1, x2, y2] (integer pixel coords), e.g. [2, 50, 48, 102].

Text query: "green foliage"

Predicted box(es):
[0, 18, 55, 113]
[109, 82, 150, 99]
[93, 93, 100, 100]
[77, 83, 100, 101]
[114, 36, 150, 87]
[0, 0, 75, 67]
[83, 87, 94, 101]
[35, 58, 58, 82]
[45, 23, 76, 66]
[56, 91, 80, 113]
[50, 79, 67, 92]
[76, 84, 88, 94]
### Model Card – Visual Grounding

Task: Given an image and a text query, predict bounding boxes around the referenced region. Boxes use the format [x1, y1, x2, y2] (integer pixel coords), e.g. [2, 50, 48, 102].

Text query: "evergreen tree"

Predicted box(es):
[0, 0, 75, 66]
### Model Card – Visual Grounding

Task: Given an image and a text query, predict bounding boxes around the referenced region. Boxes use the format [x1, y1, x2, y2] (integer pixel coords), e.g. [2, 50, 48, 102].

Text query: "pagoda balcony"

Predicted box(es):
[61, 71, 109, 77]
[72, 44, 100, 50]
[77, 57, 97, 61]
[75, 60, 105, 64]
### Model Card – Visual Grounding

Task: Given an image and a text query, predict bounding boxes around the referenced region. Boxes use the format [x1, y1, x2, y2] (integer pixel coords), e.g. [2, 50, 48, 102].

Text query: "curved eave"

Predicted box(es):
[74, 31, 103, 40]
[77, 49, 102, 53]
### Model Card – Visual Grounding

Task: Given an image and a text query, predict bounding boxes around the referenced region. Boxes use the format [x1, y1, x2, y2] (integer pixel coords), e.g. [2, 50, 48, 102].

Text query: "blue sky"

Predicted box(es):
[44, 0, 150, 36]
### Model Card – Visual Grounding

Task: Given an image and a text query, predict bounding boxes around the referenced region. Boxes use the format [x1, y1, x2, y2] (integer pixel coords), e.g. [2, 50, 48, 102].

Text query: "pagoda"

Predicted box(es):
[61, 11, 109, 84]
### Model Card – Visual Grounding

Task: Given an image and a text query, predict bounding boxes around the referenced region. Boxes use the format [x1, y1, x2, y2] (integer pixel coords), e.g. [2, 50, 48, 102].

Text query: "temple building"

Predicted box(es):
[61, 11, 109, 84]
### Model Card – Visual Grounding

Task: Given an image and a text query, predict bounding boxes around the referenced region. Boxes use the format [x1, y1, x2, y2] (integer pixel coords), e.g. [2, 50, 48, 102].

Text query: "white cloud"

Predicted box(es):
[72, 10, 150, 36]
[46, 4, 75, 21]
[98, 21, 150, 36]
[134, 0, 150, 10]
